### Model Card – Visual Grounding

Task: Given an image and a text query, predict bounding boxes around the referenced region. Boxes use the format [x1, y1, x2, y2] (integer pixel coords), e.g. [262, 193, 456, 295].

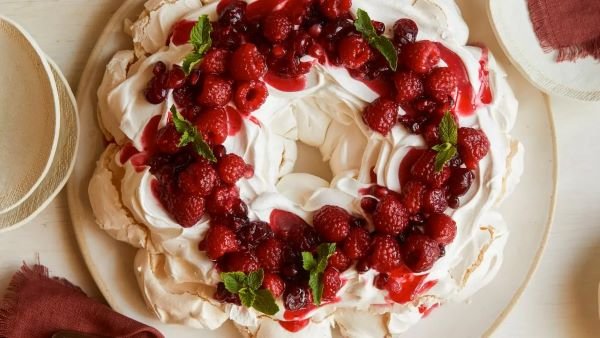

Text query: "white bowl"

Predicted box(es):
[0, 15, 60, 214]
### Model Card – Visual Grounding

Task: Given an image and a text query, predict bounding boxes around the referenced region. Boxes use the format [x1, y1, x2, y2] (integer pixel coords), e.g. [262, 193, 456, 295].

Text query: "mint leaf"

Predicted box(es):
[354, 9, 377, 36]
[252, 289, 279, 316]
[302, 243, 336, 305]
[434, 145, 457, 172]
[247, 269, 264, 291]
[371, 36, 398, 72]
[170, 105, 216, 162]
[239, 288, 256, 308]
[182, 15, 212, 74]
[182, 53, 203, 74]
[302, 252, 317, 271]
[190, 15, 212, 52]
[354, 9, 398, 71]
[221, 272, 247, 294]
[432, 112, 459, 171]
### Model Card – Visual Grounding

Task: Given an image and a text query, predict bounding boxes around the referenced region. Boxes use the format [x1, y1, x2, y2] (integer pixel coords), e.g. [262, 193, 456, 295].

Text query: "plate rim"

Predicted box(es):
[0, 57, 80, 233]
[0, 15, 61, 215]
[487, 0, 600, 102]
[67, 0, 559, 335]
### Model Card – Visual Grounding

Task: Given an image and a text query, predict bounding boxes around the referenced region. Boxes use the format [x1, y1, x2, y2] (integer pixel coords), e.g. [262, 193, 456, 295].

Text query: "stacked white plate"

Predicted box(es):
[0, 15, 79, 232]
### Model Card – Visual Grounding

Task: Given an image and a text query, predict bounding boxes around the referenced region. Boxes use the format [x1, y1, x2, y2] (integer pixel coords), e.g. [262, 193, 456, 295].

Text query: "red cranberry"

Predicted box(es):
[393, 18, 418, 45]
[284, 285, 312, 311]
[219, 1, 247, 28]
[173, 86, 195, 108]
[145, 76, 167, 104]
[214, 282, 241, 305]
[373, 273, 389, 290]
[372, 20, 385, 35]
[153, 61, 167, 76]
[448, 168, 475, 197]
[237, 221, 274, 250]
[165, 65, 186, 89]
[319, 0, 352, 20]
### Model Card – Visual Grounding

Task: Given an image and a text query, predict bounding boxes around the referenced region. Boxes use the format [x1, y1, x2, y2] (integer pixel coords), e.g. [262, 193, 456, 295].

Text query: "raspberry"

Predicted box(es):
[401, 41, 441, 74]
[410, 150, 451, 188]
[214, 282, 241, 305]
[424, 213, 457, 245]
[284, 284, 313, 311]
[262, 273, 285, 298]
[256, 238, 284, 273]
[234, 80, 268, 112]
[424, 67, 457, 103]
[448, 168, 475, 197]
[393, 18, 418, 45]
[230, 44, 267, 81]
[196, 108, 228, 145]
[206, 185, 240, 216]
[319, 0, 352, 20]
[368, 235, 402, 272]
[328, 249, 351, 271]
[221, 251, 260, 273]
[400, 180, 426, 215]
[322, 267, 342, 301]
[342, 227, 371, 260]
[238, 221, 274, 250]
[170, 194, 205, 227]
[362, 98, 399, 135]
[203, 224, 239, 260]
[372, 195, 409, 236]
[402, 234, 441, 272]
[338, 35, 373, 70]
[457, 128, 490, 170]
[155, 125, 181, 154]
[178, 162, 217, 196]
[197, 75, 233, 108]
[393, 71, 424, 103]
[312, 205, 351, 242]
[422, 188, 447, 214]
[218, 153, 251, 185]
[263, 12, 293, 43]
[200, 48, 230, 74]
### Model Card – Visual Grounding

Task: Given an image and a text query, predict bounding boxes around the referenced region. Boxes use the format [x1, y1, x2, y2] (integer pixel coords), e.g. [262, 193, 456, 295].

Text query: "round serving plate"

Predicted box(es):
[488, 0, 600, 102]
[0, 57, 79, 231]
[68, 0, 557, 336]
[0, 15, 60, 217]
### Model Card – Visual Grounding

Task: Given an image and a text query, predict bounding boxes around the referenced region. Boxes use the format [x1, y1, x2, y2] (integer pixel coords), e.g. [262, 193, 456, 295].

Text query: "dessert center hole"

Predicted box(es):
[291, 142, 334, 182]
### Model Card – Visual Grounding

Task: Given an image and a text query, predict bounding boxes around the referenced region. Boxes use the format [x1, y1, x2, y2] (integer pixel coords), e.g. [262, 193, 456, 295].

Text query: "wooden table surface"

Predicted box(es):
[0, 1, 598, 337]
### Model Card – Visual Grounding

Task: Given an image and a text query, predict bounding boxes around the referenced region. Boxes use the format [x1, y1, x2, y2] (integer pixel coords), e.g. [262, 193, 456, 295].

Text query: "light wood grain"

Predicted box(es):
[0, 1, 598, 337]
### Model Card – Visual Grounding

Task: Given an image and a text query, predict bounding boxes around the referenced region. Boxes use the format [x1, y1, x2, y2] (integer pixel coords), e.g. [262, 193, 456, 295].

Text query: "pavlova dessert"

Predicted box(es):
[89, 0, 524, 336]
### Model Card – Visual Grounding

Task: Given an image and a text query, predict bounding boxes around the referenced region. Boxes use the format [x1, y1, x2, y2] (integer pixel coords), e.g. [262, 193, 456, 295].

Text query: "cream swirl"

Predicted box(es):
[90, 0, 524, 336]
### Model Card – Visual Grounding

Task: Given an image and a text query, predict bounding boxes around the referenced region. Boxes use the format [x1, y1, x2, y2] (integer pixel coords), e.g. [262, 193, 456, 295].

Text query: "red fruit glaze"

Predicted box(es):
[264, 72, 307, 92]
[372, 195, 409, 236]
[279, 319, 310, 333]
[398, 148, 425, 186]
[424, 213, 457, 245]
[203, 224, 240, 260]
[384, 265, 437, 304]
[170, 20, 196, 46]
[312, 205, 351, 243]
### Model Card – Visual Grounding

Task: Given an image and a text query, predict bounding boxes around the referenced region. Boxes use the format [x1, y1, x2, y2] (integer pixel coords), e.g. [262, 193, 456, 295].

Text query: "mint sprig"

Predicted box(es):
[354, 9, 398, 71]
[432, 112, 458, 171]
[182, 15, 212, 74]
[221, 269, 279, 315]
[302, 243, 336, 305]
[170, 105, 216, 162]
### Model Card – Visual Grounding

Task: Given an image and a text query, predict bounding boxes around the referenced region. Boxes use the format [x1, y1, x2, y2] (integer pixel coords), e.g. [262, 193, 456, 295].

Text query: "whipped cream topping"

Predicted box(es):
[90, 0, 524, 336]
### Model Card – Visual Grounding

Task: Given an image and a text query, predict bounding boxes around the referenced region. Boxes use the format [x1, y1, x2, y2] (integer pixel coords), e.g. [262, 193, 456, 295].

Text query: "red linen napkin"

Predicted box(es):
[527, 0, 600, 62]
[0, 264, 164, 338]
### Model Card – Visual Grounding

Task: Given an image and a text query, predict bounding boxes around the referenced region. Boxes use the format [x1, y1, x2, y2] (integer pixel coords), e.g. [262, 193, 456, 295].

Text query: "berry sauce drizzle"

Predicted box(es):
[384, 266, 437, 304]
[279, 318, 311, 332]
[121, 115, 162, 172]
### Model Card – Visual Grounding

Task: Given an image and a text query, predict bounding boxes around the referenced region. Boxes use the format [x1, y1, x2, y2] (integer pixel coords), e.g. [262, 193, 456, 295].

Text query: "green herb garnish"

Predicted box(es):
[171, 105, 216, 162]
[182, 15, 212, 74]
[221, 269, 280, 315]
[354, 9, 398, 71]
[431, 112, 458, 171]
[302, 243, 336, 305]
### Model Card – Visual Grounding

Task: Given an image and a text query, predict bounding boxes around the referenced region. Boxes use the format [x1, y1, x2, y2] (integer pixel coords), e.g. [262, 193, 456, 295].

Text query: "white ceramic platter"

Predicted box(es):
[68, 0, 557, 336]
[0, 15, 60, 215]
[488, 0, 600, 102]
[0, 58, 79, 231]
